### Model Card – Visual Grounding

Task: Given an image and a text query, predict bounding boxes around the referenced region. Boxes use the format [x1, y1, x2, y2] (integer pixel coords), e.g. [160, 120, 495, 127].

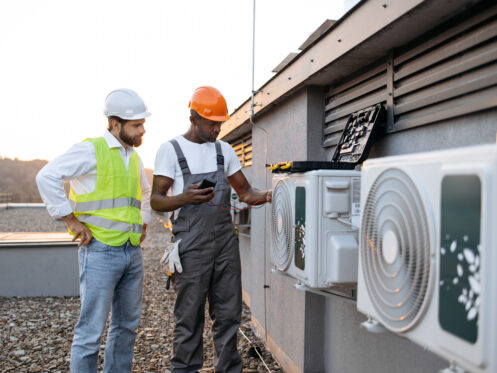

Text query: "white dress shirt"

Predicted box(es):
[36, 130, 151, 224]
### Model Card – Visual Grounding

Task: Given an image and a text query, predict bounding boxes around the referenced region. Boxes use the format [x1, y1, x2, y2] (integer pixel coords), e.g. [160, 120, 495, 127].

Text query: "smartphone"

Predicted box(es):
[199, 176, 217, 189]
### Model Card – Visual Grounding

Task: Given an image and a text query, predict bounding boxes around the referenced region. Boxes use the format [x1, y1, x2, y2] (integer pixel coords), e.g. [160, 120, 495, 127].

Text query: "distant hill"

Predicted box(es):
[0, 157, 154, 203]
[0, 157, 48, 202]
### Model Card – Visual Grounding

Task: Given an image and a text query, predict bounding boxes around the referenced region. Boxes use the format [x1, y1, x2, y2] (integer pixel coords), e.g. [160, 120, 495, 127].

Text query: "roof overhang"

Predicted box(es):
[220, 0, 482, 142]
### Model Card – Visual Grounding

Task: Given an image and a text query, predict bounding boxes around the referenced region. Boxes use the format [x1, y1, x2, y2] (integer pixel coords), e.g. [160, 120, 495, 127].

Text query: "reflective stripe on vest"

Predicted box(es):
[70, 197, 141, 212]
[77, 215, 143, 233]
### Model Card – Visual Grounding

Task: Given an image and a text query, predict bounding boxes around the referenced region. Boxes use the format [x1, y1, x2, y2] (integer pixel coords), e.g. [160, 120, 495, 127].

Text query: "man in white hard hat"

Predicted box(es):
[36, 88, 151, 373]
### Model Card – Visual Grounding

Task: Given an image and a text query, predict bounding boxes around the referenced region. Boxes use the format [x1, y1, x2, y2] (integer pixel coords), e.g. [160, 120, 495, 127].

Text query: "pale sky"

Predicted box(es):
[0, 0, 345, 169]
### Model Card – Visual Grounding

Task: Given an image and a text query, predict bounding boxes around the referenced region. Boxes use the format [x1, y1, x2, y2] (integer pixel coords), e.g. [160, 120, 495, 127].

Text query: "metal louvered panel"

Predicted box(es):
[395, 85, 497, 132]
[323, 65, 387, 148]
[322, 5, 497, 146]
[395, 63, 497, 115]
[392, 12, 497, 132]
[231, 134, 253, 167]
[395, 42, 497, 97]
[325, 90, 387, 123]
[394, 20, 497, 81]
[394, 5, 497, 66]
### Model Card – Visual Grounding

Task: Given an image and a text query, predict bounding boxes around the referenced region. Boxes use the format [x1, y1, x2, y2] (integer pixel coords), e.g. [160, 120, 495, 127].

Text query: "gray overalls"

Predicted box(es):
[169, 139, 242, 373]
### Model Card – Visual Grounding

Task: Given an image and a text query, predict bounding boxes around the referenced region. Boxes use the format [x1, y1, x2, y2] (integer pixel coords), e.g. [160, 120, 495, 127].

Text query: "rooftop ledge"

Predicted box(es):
[0, 232, 76, 248]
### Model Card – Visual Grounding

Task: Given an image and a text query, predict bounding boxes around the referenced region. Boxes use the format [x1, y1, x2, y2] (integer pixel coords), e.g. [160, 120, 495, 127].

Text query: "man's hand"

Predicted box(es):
[140, 224, 148, 244]
[61, 213, 92, 247]
[181, 183, 215, 205]
[160, 239, 183, 274]
[264, 190, 272, 203]
[151, 175, 214, 212]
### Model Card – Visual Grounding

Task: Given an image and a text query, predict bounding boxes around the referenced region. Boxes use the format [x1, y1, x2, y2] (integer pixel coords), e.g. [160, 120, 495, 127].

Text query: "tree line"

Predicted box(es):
[0, 157, 47, 203]
[0, 157, 154, 203]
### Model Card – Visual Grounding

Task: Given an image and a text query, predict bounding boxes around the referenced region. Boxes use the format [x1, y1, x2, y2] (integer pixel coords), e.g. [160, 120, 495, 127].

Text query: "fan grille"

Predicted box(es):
[361, 168, 433, 332]
[271, 179, 293, 271]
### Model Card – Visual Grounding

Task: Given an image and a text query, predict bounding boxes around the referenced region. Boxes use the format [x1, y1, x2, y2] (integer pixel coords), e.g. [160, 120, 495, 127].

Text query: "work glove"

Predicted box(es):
[160, 239, 183, 274]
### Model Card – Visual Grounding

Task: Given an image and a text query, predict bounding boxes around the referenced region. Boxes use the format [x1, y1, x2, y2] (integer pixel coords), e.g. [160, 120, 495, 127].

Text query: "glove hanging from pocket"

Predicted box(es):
[160, 238, 183, 274]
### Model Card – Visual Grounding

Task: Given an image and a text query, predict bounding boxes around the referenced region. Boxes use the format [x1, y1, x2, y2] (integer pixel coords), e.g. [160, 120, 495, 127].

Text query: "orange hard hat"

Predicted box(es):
[188, 86, 230, 121]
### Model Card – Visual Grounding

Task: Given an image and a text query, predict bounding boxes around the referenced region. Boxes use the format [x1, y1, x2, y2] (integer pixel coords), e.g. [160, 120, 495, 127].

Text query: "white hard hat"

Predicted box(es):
[103, 88, 151, 120]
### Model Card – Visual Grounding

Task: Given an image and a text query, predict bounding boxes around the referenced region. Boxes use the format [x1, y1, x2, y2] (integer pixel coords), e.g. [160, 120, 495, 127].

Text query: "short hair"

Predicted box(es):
[107, 116, 129, 130]
[190, 109, 202, 120]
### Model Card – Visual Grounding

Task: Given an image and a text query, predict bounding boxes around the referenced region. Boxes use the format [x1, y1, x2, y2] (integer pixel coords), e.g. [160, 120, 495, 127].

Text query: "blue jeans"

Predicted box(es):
[70, 239, 143, 373]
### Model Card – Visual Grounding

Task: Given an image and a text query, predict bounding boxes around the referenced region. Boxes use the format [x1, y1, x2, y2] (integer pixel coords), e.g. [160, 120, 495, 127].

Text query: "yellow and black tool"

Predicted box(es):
[267, 161, 293, 172]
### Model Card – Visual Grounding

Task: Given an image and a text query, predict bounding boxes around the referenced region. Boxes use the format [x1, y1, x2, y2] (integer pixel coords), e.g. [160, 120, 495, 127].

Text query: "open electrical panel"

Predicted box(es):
[269, 104, 385, 173]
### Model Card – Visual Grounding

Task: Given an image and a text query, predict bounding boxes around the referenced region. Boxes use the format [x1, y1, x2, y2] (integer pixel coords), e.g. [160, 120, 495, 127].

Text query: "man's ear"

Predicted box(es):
[110, 118, 120, 131]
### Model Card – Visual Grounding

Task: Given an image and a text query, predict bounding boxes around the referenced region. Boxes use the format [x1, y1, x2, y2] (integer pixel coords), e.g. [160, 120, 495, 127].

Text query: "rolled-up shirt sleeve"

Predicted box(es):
[36, 142, 94, 219]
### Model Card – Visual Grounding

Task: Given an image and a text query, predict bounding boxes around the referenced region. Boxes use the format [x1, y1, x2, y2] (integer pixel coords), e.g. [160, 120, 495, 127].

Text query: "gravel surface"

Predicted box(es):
[0, 207, 67, 232]
[0, 208, 283, 372]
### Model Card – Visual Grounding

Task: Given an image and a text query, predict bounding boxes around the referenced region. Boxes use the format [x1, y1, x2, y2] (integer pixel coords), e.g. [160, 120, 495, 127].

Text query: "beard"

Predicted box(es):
[119, 127, 143, 147]
[199, 129, 218, 143]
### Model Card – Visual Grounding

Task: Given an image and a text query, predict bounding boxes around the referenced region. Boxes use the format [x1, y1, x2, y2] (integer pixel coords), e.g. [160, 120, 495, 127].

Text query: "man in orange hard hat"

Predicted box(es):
[151, 86, 272, 372]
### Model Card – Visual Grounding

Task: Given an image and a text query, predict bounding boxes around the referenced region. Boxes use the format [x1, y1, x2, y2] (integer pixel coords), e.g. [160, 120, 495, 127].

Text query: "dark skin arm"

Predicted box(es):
[150, 175, 215, 212]
[228, 170, 271, 205]
[150, 171, 271, 212]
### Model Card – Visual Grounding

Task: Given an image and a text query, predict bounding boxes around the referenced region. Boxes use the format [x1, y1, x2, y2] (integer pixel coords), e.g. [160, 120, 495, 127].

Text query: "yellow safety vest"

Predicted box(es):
[68, 137, 143, 246]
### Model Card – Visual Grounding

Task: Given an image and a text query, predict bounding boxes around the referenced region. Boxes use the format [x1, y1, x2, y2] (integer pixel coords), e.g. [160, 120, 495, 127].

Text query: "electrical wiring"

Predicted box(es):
[207, 200, 267, 211]
[238, 327, 272, 373]
[336, 217, 360, 230]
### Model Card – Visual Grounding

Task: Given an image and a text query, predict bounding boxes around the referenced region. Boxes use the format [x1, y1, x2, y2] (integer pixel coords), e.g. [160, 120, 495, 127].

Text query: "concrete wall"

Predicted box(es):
[323, 296, 445, 373]
[0, 245, 79, 297]
[238, 167, 253, 305]
[249, 88, 309, 371]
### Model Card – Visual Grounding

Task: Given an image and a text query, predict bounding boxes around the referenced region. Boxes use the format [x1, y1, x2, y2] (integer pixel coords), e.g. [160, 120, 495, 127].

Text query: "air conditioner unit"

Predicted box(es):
[357, 144, 497, 373]
[271, 170, 361, 288]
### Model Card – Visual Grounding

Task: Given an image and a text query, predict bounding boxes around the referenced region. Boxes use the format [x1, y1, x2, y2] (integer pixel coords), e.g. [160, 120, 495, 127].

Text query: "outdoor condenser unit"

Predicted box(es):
[271, 170, 361, 288]
[357, 144, 497, 373]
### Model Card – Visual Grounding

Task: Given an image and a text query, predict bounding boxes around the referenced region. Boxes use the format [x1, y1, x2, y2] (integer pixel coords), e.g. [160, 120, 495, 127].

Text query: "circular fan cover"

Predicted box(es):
[361, 168, 434, 332]
[271, 179, 293, 270]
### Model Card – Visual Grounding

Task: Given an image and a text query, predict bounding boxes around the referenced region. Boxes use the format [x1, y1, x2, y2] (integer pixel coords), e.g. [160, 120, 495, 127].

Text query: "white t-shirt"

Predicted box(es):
[154, 135, 242, 195]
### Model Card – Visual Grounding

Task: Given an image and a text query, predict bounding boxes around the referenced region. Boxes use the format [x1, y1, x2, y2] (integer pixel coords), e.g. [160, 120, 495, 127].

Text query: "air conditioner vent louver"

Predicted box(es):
[361, 168, 432, 332]
[271, 180, 293, 270]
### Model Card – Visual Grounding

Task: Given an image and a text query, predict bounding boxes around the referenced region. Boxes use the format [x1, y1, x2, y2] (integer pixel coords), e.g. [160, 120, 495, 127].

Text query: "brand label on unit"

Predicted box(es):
[351, 177, 361, 216]
[295, 186, 306, 270]
[439, 174, 480, 344]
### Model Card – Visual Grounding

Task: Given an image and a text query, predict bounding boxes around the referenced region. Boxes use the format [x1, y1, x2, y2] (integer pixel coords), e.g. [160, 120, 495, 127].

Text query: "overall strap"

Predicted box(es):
[215, 141, 224, 172]
[170, 139, 191, 176]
